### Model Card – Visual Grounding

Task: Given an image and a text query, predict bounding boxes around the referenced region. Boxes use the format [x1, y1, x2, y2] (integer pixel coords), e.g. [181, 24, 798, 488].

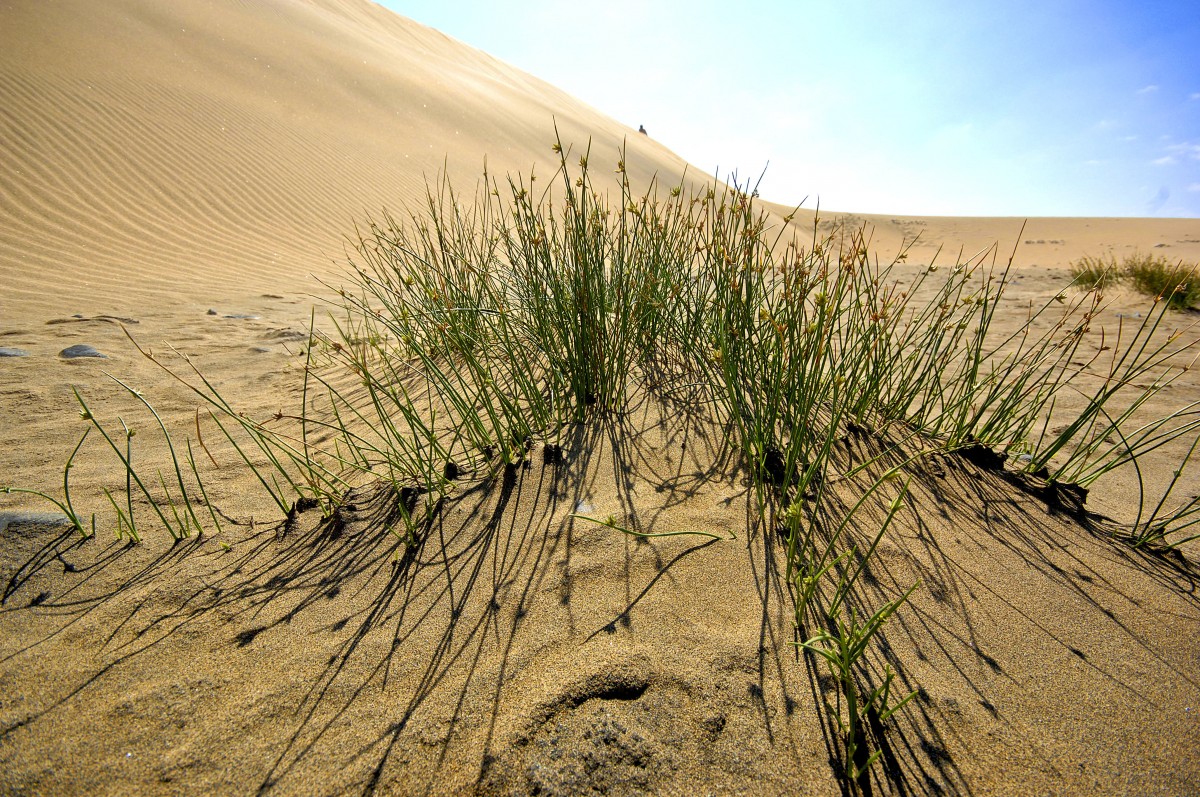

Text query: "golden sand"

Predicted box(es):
[2, 2, 1199, 794]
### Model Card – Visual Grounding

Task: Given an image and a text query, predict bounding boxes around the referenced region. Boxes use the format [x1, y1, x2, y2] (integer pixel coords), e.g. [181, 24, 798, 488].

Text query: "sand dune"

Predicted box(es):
[3, 0, 1197, 322]
[0, 0, 689, 319]
[2, 1, 1200, 795]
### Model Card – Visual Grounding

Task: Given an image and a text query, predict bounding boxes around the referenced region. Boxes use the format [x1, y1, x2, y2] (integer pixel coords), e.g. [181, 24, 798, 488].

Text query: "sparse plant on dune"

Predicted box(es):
[1070, 250, 1200, 310]
[569, 512, 733, 541]
[1, 427, 93, 539]
[802, 583, 919, 786]
[1124, 251, 1200, 311]
[1069, 253, 1120, 289]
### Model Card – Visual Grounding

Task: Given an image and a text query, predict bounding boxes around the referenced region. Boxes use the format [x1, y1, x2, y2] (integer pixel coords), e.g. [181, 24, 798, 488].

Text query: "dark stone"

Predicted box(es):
[397, 485, 423, 515]
[294, 496, 320, 512]
[0, 347, 30, 357]
[59, 344, 106, 359]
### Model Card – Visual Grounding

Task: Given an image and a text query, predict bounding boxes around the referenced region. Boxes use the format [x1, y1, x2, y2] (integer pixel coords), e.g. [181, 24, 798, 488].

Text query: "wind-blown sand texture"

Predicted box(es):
[2, 1, 1199, 795]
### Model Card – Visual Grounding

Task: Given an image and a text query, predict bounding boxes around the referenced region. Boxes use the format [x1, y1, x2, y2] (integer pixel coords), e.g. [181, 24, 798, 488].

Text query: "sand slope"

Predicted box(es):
[0, 0, 693, 506]
[2, 1, 1200, 795]
[0, 0, 690, 319]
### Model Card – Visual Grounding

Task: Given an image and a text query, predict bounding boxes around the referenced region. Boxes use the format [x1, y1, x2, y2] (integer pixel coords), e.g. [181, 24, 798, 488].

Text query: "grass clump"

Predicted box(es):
[1071, 250, 1200, 310]
[1124, 252, 1200, 310]
[1069, 253, 1120, 289]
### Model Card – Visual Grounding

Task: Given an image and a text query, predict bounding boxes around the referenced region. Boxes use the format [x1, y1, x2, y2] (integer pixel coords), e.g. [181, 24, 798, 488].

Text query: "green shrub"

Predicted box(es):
[1069, 253, 1120, 289]
[1123, 252, 1200, 310]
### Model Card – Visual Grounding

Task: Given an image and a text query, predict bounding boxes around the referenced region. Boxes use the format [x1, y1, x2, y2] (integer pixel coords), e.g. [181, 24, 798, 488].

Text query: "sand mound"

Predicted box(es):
[2, 400, 1198, 795]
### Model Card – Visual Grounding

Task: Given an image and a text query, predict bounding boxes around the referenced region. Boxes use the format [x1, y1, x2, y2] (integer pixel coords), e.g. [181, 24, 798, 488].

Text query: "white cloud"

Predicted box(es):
[1153, 156, 1178, 166]
[1167, 142, 1200, 161]
[1191, 93, 1200, 101]
[1137, 84, 1160, 95]
[1188, 183, 1200, 193]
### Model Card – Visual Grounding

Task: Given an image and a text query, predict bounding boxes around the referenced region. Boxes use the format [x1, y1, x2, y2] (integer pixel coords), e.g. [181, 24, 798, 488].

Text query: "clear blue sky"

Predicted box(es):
[383, 1, 1200, 218]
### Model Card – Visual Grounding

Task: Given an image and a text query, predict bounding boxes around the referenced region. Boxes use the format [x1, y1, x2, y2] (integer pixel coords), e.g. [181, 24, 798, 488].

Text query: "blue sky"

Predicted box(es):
[384, 1, 1200, 217]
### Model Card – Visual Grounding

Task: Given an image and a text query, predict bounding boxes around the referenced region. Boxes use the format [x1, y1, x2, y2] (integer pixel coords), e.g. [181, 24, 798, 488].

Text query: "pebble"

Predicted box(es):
[223, 313, 260, 320]
[207, 309, 218, 315]
[263, 328, 308, 341]
[0, 347, 30, 357]
[59, 344, 107, 359]
[0, 511, 73, 533]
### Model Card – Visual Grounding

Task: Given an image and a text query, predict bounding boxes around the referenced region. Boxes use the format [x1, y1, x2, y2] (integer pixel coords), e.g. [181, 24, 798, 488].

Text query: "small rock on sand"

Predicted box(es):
[0, 511, 73, 533]
[0, 347, 30, 357]
[223, 313, 260, 320]
[59, 344, 107, 358]
[263, 328, 308, 341]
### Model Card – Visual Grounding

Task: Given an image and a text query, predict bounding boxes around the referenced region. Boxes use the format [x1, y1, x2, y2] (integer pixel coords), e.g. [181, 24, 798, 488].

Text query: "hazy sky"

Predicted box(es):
[385, 1, 1200, 218]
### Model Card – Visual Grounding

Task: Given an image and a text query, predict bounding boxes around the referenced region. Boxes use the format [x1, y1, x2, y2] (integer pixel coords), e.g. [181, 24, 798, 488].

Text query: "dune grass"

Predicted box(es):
[1125, 252, 1200, 310]
[7, 137, 1200, 790]
[1072, 250, 1200, 310]
[1069, 253, 1121, 290]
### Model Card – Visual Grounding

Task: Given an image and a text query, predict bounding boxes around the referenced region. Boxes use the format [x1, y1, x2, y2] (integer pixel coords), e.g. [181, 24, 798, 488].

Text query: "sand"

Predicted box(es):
[2, 1, 1199, 794]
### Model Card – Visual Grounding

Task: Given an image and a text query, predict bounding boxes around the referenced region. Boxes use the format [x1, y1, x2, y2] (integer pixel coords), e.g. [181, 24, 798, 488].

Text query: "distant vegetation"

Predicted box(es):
[1071, 251, 1200, 310]
[1068, 253, 1122, 290]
